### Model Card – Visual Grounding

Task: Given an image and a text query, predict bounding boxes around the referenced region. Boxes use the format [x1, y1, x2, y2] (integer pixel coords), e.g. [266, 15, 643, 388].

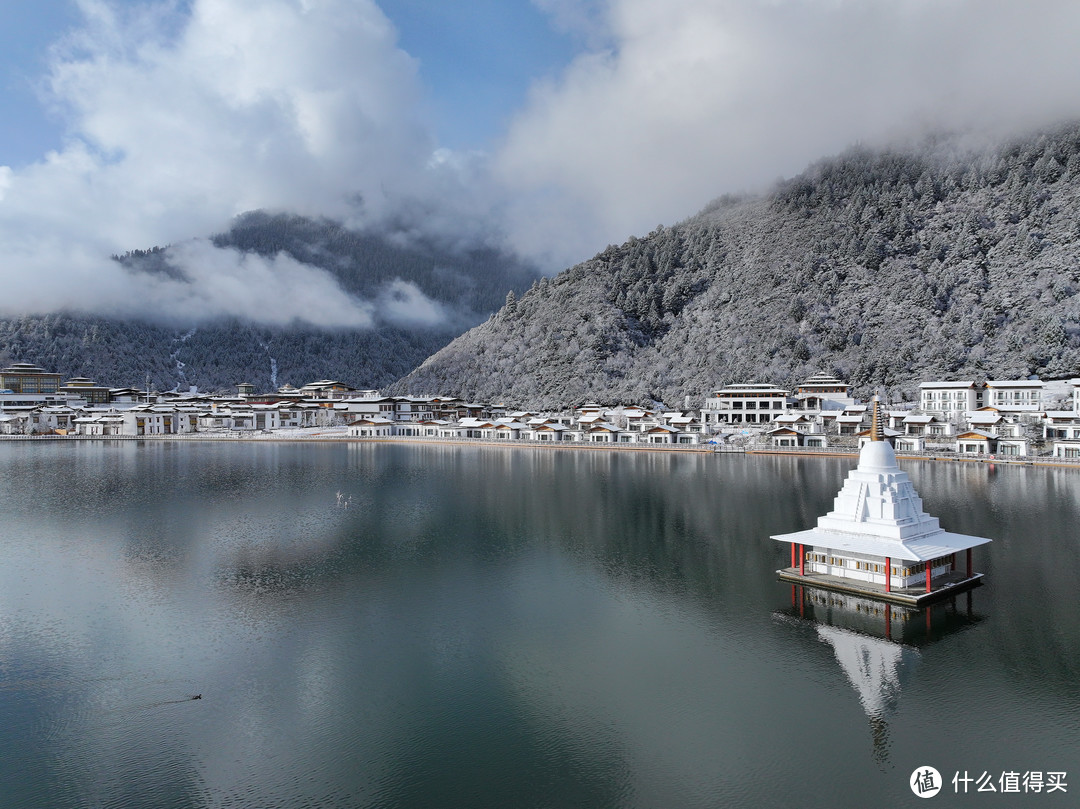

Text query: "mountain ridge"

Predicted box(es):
[392, 125, 1080, 407]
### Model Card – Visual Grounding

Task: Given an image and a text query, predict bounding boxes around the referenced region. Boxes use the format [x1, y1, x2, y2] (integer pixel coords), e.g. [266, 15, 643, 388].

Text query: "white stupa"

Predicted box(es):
[773, 397, 991, 603]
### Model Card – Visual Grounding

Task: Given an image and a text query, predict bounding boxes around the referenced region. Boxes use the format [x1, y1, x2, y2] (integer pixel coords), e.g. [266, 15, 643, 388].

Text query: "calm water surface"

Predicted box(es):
[0, 441, 1077, 808]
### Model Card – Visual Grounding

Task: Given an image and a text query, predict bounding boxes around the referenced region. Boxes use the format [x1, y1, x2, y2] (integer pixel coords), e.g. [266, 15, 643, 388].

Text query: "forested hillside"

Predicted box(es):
[393, 125, 1080, 408]
[0, 213, 539, 392]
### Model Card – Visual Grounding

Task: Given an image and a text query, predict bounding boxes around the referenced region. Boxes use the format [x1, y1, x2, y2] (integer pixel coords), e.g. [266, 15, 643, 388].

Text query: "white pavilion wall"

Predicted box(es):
[807, 547, 956, 588]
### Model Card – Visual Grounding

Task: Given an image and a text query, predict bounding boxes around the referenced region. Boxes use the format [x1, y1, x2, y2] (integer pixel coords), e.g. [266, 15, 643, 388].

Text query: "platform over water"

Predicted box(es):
[776, 567, 984, 606]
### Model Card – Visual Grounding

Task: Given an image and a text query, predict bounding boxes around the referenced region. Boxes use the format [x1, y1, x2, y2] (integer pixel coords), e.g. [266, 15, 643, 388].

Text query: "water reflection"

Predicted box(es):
[776, 584, 983, 765]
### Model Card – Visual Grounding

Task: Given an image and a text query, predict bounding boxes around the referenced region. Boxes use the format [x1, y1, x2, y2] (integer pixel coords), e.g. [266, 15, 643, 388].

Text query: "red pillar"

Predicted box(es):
[885, 556, 891, 593]
[791, 542, 797, 569]
[799, 544, 805, 576]
[966, 548, 973, 578]
[925, 562, 932, 593]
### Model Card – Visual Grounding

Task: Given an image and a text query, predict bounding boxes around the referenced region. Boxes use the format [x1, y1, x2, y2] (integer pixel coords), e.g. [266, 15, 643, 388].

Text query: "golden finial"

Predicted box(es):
[871, 394, 883, 441]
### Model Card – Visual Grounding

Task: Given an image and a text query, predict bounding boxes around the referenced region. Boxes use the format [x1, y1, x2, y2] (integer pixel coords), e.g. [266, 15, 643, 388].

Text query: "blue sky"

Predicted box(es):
[0, 0, 80, 167]
[380, 0, 580, 151]
[3, 0, 1080, 326]
[0, 0, 579, 168]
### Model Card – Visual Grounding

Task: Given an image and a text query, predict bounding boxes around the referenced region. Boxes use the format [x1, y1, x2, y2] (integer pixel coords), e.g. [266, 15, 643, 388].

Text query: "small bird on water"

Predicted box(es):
[192, 694, 202, 700]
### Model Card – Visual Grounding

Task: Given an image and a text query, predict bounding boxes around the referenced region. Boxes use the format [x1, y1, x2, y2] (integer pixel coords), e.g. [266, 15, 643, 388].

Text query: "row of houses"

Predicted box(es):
[702, 373, 1080, 458]
[4, 362, 1080, 456]
[1, 400, 340, 436]
[702, 373, 1080, 424]
[348, 407, 706, 445]
[766, 403, 1080, 458]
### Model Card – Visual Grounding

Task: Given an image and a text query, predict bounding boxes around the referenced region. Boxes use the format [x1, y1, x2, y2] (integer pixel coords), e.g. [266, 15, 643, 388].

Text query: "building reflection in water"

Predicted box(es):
[776, 584, 982, 765]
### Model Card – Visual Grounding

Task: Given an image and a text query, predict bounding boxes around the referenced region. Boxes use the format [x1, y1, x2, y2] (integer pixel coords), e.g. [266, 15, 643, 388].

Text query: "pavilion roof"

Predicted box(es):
[773, 527, 990, 562]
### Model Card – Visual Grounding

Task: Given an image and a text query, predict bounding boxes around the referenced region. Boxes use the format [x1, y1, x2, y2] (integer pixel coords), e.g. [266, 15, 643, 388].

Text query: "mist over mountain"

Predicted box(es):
[0, 212, 540, 392]
[393, 125, 1080, 409]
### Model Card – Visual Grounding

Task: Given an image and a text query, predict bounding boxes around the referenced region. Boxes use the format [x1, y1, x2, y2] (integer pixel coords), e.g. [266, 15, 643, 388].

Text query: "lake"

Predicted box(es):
[0, 441, 1077, 808]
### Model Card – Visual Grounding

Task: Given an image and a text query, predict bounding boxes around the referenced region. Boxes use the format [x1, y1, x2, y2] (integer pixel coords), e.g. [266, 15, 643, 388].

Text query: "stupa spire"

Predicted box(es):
[871, 394, 884, 442]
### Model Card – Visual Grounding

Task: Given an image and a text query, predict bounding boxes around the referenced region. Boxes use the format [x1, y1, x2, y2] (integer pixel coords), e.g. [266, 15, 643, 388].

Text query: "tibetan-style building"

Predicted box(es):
[772, 398, 992, 605]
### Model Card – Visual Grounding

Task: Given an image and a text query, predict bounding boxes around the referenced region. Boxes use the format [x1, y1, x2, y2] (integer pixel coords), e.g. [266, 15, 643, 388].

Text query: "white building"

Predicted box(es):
[892, 436, 926, 453]
[33, 405, 80, 434]
[983, 379, 1043, 414]
[336, 396, 396, 420]
[918, 381, 980, 417]
[277, 403, 322, 428]
[457, 417, 495, 438]
[961, 410, 1029, 456]
[577, 423, 624, 443]
[955, 430, 996, 455]
[392, 419, 450, 437]
[524, 423, 571, 441]
[121, 408, 168, 435]
[1042, 410, 1080, 458]
[1051, 440, 1080, 459]
[793, 372, 855, 411]
[700, 383, 789, 426]
[73, 414, 124, 435]
[899, 414, 951, 438]
[772, 400, 991, 603]
[347, 417, 394, 437]
[835, 413, 866, 435]
[489, 420, 527, 440]
[767, 426, 826, 448]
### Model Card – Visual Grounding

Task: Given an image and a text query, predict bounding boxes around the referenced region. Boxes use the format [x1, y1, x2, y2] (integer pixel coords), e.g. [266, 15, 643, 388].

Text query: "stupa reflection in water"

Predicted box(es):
[777, 584, 982, 764]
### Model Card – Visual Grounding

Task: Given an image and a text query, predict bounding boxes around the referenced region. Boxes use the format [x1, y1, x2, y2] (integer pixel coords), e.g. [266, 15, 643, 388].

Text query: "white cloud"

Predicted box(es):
[44, 0, 433, 234]
[6, 0, 1080, 323]
[131, 240, 380, 327]
[375, 279, 449, 328]
[0, 0, 441, 326]
[501, 0, 1080, 266]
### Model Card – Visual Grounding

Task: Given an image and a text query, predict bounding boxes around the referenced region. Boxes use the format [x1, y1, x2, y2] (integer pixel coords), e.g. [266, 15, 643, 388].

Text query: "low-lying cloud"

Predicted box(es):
[498, 0, 1080, 265]
[127, 241, 380, 328]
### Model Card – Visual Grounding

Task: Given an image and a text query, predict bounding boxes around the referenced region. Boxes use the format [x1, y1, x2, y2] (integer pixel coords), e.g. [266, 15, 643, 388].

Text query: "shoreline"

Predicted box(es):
[3, 431, 1080, 468]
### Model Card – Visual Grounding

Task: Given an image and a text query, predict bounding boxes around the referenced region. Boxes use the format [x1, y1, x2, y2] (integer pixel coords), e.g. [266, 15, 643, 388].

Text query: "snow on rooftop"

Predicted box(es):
[773, 432, 991, 562]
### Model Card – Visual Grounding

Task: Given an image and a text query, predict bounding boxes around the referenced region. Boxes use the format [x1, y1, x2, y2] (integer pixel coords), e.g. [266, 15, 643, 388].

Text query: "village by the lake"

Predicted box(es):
[3, 361, 1080, 462]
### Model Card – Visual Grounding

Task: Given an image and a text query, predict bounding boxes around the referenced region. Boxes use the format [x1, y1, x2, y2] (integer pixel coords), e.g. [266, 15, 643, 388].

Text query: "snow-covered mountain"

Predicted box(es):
[393, 125, 1080, 407]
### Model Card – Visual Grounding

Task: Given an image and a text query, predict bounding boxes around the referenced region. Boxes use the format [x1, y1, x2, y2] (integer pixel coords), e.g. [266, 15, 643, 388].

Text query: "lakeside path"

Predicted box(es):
[4, 430, 1080, 469]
